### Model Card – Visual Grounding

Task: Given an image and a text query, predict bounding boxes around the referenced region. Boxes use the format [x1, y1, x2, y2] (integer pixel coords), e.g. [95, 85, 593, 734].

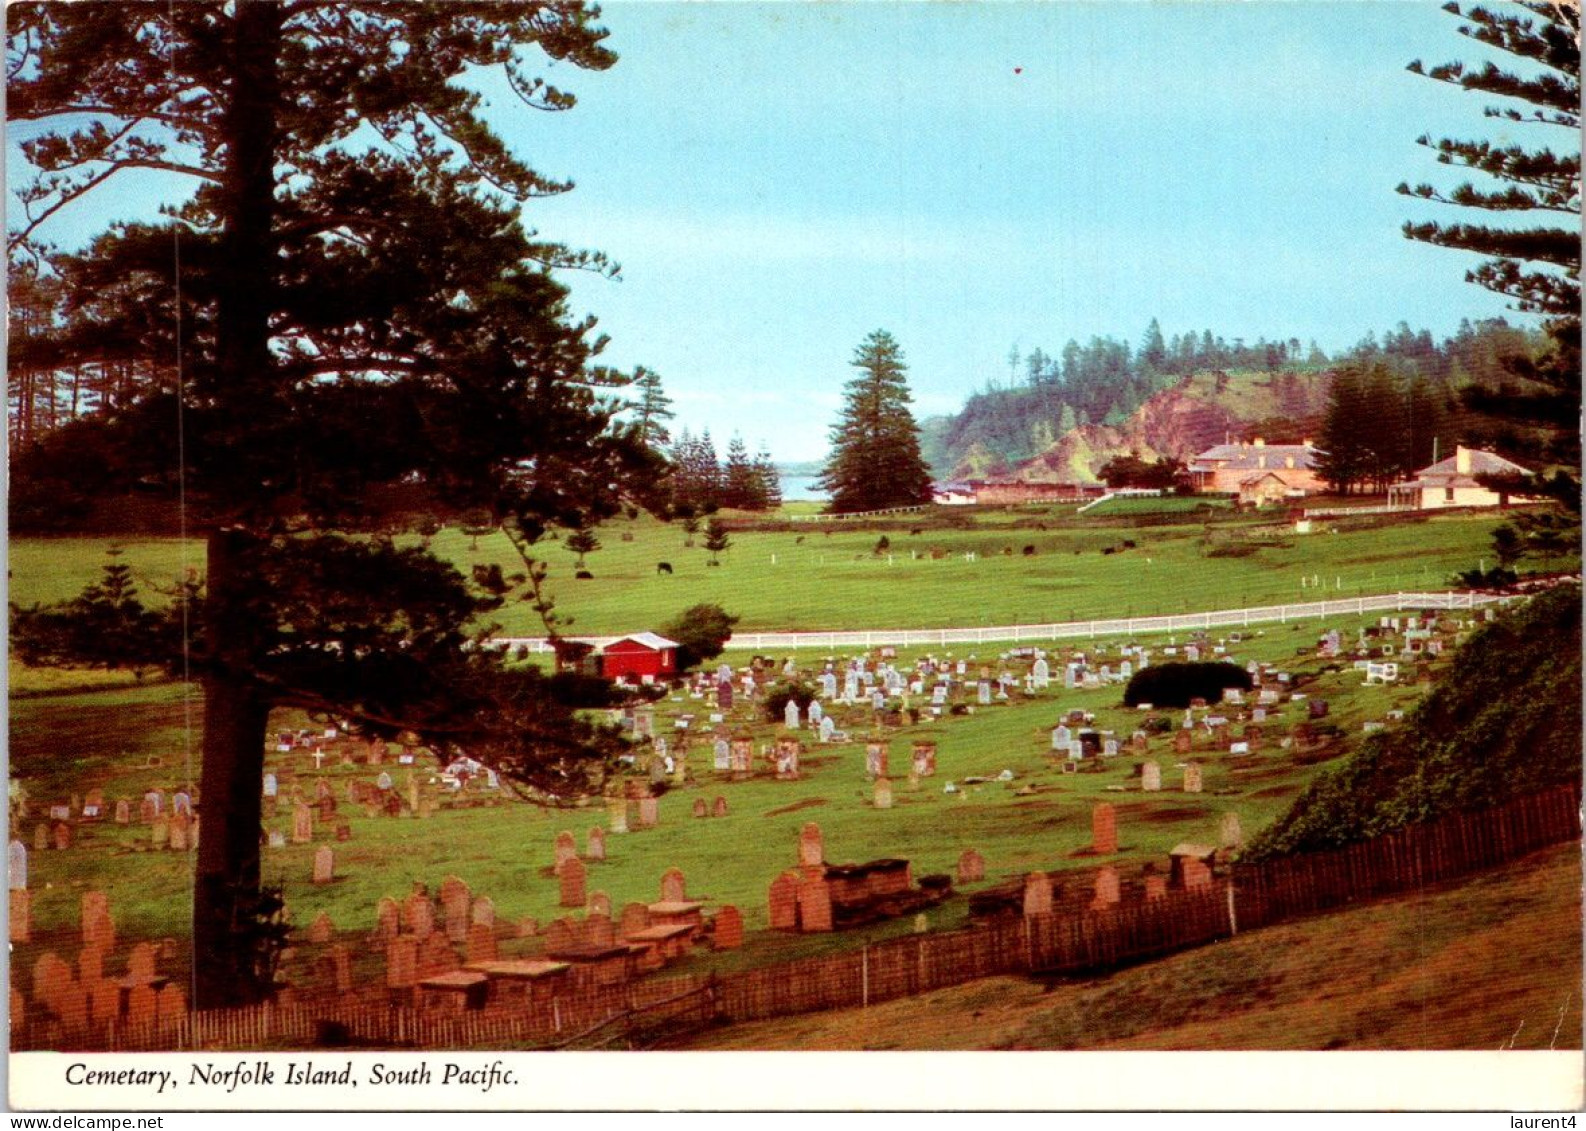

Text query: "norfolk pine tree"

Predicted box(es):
[7, 2, 664, 1007]
[819, 330, 933, 513]
[1398, 1, 1580, 498]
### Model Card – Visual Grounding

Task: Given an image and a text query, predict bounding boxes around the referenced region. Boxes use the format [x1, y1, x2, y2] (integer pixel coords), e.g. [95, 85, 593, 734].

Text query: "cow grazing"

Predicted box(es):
[656, 562, 673, 575]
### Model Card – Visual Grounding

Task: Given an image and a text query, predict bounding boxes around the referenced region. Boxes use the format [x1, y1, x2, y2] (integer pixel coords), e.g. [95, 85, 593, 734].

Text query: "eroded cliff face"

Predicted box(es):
[954, 370, 1332, 482]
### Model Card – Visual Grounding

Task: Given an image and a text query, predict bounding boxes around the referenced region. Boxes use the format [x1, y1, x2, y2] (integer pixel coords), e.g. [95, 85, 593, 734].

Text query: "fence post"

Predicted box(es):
[1226, 880, 1237, 936]
[862, 946, 869, 1008]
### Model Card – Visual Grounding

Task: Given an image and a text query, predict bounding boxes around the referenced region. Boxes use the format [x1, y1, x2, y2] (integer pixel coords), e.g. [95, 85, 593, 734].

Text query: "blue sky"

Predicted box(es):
[9, 2, 1555, 461]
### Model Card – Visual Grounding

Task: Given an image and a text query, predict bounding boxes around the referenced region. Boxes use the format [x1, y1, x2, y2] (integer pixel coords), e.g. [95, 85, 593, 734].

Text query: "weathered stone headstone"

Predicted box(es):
[114, 799, 131, 824]
[956, 849, 985, 884]
[865, 742, 888, 778]
[586, 891, 611, 918]
[587, 826, 606, 861]
[1183, 763, 1203, 793]
[713, 737, 731, 771]
[585, 913, 616, 949]
[559, 857, 587, 908]
[712, 796, 728, 818]
[1220, 812, 1244, 850]
[798, 822, 824, 868]
[33, 824, 48, 852]
[784, 699, 801, 730]
[386, 936, 418, 989]
[312, 845, 334, 884]
[307, 912, 334, 944]
[403, 891, 434, 939]
[796, 874, 833, 932]
[873, 776, 893, 810]
[619, 902, 650, 940]
[608, 798, 630, 834]
[9, 840, 26, 891]
[660, 867, 687, 903]
[465, 921, 498, 964]
[10, 890, 31, 943]
[54, 823, 72, 851]
[169, 812, 190, 852]
[637, 796, 659, 828]
[553, 830, 578, 873]
[713, 905, 744, 949]
[1091, 803, 1118, 855]
[1142, 761, 1162, 792]
[767, 872, 799, 930]
[1173, 729, 1193, 755]
[1091, 866, 1120, 911]
[1021, 872, 1052, 918]
[692, 798, 708, 818]
[911, 740, 937, 777]
[292, 803, 313, 844]
[375, 897, 401, 939]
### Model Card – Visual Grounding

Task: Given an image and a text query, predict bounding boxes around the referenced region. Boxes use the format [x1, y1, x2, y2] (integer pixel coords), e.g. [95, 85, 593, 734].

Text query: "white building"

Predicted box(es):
[1387, 446, 1533, 510]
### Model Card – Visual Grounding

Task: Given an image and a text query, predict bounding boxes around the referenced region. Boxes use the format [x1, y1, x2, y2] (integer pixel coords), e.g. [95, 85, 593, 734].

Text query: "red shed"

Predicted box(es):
[599, 632, 679, 683]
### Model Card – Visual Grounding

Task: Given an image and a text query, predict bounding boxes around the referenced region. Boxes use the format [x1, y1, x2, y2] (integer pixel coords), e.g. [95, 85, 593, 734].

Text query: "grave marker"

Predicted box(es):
[1091, 803, 1118, 855]
[559, 857, 587, 908]
[956, 849, 985, 884]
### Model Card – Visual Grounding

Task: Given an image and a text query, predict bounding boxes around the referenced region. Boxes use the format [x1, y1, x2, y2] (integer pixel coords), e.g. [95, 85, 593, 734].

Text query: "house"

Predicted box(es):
[1188, 438, 1325, 495]
[931, 482, 977, 506]
[597, 632, 680, 683]
[554, 632, 680, 684]
[1236, 471, 1294, 507]
[1387, 446, 1533, 510]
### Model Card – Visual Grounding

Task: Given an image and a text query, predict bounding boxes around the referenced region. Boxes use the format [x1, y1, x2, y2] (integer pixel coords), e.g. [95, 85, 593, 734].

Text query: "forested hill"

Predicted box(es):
[919, 318, 1547, 481]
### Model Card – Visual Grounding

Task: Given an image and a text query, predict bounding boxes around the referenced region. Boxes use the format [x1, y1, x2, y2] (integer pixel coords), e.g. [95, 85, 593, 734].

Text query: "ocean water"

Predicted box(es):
[776, 468, 828, 502]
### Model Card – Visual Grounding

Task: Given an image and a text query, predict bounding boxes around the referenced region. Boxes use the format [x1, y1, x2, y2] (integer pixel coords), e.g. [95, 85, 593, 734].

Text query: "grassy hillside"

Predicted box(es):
[1244, 584, 1582, 861]
[678, 841, 1581, 1051]
[7, 506, 1522, 637]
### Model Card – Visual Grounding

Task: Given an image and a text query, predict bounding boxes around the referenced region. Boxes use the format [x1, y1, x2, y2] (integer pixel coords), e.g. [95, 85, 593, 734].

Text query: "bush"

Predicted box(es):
[762, 680, 817, 723]
[659, 603, 740, 671]
[1122, 661, 1254, 708]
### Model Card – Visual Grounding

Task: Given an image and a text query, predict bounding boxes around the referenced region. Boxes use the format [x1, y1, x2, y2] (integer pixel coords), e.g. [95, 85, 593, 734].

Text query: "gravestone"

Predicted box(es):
[10, 890, 30, 943]
[911, 741, 937, 777]
[1142, 761, 1162, 792]
[713, 738, 731, 771]
[263, 773, 278, 799]
[54, 823, 72, 851]
[637, 797, 659, 829]
[313, 846, 334, 885]
[9, 840, 26, 891]
[292, 803, 313, 844]
[784, 700, 801, 730]
[608, 799, 630, 835]
[544, 918, 576, 954]
[308, 913, 334, 944]
[1091, 803, 1118, 855]
[730, 735, 754, 775]
[956, 849, 985, 884]
[767, 872, 799, 930]
[798, 822, 824, 868]
[33, 824, 47, 853]
[1183, 763, 1203, 793]
[865, 742, 888, 778]
[586, 891, 611, 918]
[713, 906, 744, 949]
[774, 737, 801, 779]
[660, 867, 687, 903]
[114, 800, 131, 825]
[169, 812, 189, 852]
[375, 897, 401, 939]
[386, 936, 418, 989]
[1220, 812, 1244, 850]
[619, 902, 650, 940]
[873, 776, 893, 810]
[465, 921, 498, 964]
[404, 892, 434, 939]
[128, 941, 157, 981]
[712, 796, 728, 818]
[1091, 866, 1121, 911]
[796, 875, 833, 932]
[559, 857, 587, 908]
[1144, 874, 1168, 901]
[553, 830, 578, 873]
[586, 826, 606, 862]
[586, 913, 616, 949]
[1021, 872, 1052, 918]
[1173, 730, 1193, 755]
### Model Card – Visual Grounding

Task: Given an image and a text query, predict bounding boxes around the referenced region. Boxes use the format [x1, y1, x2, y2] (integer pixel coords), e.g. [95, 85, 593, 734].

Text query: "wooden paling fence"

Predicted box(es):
[16, 786, 1579, 1052]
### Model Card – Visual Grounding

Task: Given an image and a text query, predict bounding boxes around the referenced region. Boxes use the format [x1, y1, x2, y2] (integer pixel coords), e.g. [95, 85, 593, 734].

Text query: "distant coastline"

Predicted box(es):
[777, 461, 827, 502]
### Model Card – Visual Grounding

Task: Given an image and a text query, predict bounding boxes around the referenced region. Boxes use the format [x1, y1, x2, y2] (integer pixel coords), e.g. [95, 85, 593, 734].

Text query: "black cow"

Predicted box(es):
[656, 562, 673, 575]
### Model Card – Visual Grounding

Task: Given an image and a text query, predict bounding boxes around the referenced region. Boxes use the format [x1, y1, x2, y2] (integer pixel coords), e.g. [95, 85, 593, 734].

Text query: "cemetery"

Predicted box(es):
[10, 583, 1579, 1050]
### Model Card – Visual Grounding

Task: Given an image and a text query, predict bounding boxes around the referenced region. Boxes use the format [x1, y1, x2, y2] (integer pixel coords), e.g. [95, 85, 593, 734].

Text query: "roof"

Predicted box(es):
[604, 632, 679, 652]
[1237, 471, 1293, 487]
[1169, 843, 1217, 858]
[1415, 448, 1532, 478]
[1190, 443, 1320, 472]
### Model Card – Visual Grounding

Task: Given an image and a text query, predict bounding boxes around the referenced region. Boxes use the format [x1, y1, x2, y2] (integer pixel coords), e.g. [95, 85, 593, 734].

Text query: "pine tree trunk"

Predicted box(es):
[190, 0, 282, 1011]
[192, 529, 270, 1008]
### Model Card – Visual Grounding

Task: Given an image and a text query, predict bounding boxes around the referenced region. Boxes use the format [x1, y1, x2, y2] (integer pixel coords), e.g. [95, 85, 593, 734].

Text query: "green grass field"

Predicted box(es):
[7, 505, 1534, 637]
[10, 610, 1451, 979]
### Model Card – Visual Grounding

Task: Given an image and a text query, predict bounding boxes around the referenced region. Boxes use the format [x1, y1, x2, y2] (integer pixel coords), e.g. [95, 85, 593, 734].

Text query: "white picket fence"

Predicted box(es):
[493, 590, 1515, 655]
[787, 505, 928, 523]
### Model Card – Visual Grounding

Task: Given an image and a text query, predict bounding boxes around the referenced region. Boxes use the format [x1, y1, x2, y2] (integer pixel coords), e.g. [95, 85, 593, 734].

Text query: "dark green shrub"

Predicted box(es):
[1122, 661, 1254, 708]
